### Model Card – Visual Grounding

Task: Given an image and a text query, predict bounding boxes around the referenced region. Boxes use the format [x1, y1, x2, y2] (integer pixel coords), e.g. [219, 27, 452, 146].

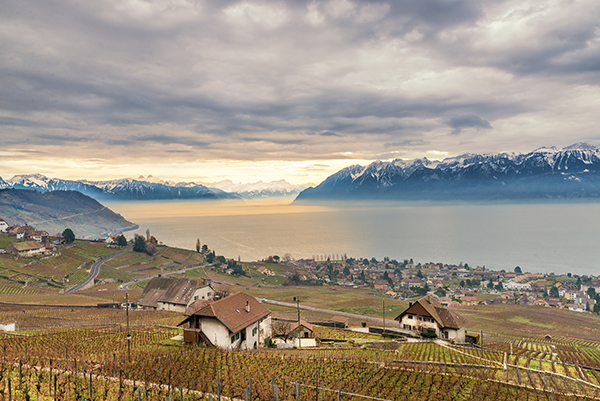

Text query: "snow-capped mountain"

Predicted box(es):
[206, 179, 309, 198]
[295, 143, 600, 201]
[0, 175, 226, 201]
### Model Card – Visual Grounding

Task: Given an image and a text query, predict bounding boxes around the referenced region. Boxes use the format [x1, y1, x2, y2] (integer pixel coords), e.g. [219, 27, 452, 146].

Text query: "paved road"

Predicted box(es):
[262, 298, 411, 334]
[66, 249, 132, 293]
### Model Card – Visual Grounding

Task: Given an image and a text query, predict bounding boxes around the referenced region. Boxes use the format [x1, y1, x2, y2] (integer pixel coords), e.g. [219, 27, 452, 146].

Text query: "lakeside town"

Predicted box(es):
[3, 215, 599, 318]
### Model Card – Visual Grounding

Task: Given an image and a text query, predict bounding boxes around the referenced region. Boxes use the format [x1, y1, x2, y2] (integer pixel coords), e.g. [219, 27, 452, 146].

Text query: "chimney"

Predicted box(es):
[203, 278, 206, 286]
[245, 300, 250, 313]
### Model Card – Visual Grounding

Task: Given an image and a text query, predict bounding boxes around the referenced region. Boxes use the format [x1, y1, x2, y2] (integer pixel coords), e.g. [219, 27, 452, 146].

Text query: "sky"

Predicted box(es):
[1, 0, 599, 185]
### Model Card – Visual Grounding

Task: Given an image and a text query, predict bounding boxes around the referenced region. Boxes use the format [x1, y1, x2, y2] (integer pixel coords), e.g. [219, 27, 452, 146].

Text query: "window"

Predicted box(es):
[231, 335, 235, 344]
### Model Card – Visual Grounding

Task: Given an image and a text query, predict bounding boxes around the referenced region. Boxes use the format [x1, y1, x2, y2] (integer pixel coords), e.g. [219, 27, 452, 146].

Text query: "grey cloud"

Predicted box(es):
[384, 139, 430, 148]
[0, 0, 598, 166]
[448, 115, 492, 136]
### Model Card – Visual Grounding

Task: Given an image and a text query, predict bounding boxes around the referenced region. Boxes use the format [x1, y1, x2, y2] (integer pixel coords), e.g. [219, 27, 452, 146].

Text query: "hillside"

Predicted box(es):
[0, 189, 138, 238]
[296, 143, 600, 201]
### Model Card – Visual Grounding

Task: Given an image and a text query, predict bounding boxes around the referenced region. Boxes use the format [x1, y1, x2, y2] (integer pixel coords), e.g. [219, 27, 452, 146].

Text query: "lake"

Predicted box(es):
[104, 199, 600, 276]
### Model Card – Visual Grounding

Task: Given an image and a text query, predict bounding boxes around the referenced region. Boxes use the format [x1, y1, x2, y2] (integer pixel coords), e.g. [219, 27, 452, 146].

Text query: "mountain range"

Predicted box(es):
[0, 189, 137, 238]
[0, 174, 307, 201]
[295, 143, 600, 202]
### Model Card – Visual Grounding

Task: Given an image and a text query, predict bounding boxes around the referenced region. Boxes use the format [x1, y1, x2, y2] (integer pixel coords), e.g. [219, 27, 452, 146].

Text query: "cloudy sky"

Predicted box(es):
[1, 0, 599, 184]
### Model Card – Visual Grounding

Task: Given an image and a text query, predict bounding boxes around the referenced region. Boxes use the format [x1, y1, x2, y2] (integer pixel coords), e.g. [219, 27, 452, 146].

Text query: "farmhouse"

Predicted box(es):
[6, 241, 45, 258]
[137, 277, 215, 313]
[179, 292, 272, 350]
[395, 295, 466, 342]
[0, 218, 8, 233]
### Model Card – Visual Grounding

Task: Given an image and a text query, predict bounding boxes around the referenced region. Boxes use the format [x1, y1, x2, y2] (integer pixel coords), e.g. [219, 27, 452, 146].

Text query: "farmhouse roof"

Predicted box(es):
[395, 295, 466, 330]
[182, 292, 270, 334]
[184, 299, 212, 316]
[288, 319, 313, 333]
[138, 277, 209, 308]
[10, 241, 44, 251]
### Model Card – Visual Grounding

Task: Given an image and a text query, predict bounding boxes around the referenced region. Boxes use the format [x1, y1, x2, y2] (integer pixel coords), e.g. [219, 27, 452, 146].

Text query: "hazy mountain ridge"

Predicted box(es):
[0, 174, 228, 201]
[295, 143, 600, 201]
[205, 179, 308, 198]
[0, 189, 138, 238]
[0, 174, 307, 200]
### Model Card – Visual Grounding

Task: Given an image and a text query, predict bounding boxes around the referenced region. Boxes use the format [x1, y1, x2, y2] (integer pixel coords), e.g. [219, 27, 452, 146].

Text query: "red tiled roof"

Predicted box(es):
[189, 292, 270, 333]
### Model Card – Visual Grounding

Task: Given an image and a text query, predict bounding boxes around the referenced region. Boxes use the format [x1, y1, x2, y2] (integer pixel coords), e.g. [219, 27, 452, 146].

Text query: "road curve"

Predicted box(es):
[118, 263, 213, 290]
[66, 248, 131, 293]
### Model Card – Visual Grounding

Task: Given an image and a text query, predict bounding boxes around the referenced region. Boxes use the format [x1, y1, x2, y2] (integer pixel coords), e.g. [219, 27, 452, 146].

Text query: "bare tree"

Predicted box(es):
[271, 321, 291, 340]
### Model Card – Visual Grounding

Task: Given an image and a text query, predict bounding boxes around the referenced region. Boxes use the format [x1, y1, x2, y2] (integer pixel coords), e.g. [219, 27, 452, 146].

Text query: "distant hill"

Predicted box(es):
[0, 189, 138, 238]
[0, 174, 231, 202]
[295, 143, 600, 202]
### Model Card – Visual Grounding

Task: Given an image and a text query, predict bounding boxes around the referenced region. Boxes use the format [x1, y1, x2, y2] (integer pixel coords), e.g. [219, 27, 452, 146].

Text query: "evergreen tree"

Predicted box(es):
[117, 235, 127, 247]
[62, 228, 75, 244]
[133, 235, 146, 253]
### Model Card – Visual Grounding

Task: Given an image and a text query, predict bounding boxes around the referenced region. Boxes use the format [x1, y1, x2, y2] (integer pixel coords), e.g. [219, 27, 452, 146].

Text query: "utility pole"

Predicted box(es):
[382, 300, 385, 333]
[294, 297, 300, 322]
[126, 292, 131, 361]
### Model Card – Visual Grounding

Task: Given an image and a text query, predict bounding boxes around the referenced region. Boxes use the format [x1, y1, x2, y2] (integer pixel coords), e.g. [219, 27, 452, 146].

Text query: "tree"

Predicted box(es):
[362, 258, 369, 265]
[62, 228, 75, 244]
[416, 270, 424, 279]
[587, 287, 596, 298]
[133, 235, 147, 253]
[487, 280, 494, 289]
[460, 280, 465, 288]
[370, 257, 377, 264]
[273, 255, 280, 263]
[196, 238, 201, 253]
[495, 282, 503, 291]
[201, 244, 208, 252]
[549, 286, 559, 298]
[146, 228, 150, 241]
[514, 266, 522, 274]
[205, 252, 215, 264]
[117, 235, 127, 247]
[434, 287, 447, 297]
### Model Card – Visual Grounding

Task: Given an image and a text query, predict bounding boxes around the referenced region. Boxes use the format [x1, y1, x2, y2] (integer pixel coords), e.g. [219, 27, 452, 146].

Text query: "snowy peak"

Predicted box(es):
[562, 142, 598, 151]
[295, 143, 600, 201]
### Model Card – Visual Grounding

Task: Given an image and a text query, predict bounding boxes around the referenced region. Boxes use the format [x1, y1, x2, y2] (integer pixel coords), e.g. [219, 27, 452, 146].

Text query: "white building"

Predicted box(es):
[179, 292, 272, 350]
[0, 219, 8, 233]
[395, 295, 467, 343]
[504, 280, 532, 291]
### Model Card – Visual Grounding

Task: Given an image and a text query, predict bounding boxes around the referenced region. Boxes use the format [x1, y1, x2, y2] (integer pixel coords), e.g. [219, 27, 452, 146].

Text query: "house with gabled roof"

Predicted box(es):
[7, 241, 45, 258]
[0, 218, 8, 233]
[395, 295, 466, 342]
[178, 292, 272, 350]
[138, 277, 215, 313]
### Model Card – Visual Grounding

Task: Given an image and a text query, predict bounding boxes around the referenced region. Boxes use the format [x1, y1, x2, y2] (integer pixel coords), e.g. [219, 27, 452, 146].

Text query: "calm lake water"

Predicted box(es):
[105, 199, 600, 276]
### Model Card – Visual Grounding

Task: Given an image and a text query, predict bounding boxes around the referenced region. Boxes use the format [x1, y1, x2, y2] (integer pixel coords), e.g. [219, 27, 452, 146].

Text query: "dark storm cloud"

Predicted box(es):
[448, 115, 493, 135]
[0, 0, 599, 166]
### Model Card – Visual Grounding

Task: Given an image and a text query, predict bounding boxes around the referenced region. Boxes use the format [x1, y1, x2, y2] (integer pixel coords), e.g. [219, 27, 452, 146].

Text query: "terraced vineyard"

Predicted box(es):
[1, 305, 600, 400]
